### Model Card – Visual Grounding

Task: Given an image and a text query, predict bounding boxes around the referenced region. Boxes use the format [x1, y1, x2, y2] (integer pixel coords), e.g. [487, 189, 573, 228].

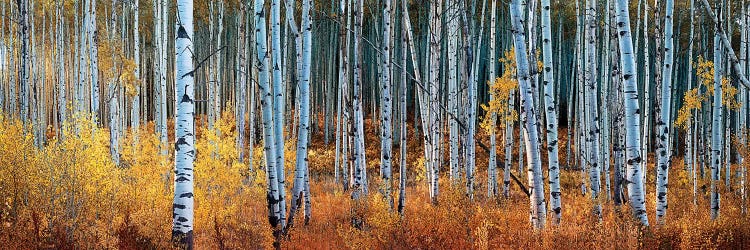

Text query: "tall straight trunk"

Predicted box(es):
[254, 0, 283, 244]
[351, 0, 368, 201]
[335, 0, 348, 186]
[655, 0, 675, 225]
[641, 0, 651, 186]
[86, 0, 99, 124]
[398, 0, 408, 216]
[615, 0, 650, 226]
[466, 0, 484, 200]
[171, 0, 196, 247]
[56, 0, 66, 136]
[584, 0, 602, 218]
[131, 0, 140, 134]
[447, 0, 459, 184]
[237, 8, 248, 163]
[158, 0, 168, 155]
[510, 0, 547, 230]
[271, 0, 287, 228]
[687, 0, 696, 191]
[19, 0, 29, 124]
[380, 0, 394, 203]
[428, 0, 442, 203]
[489, 0, 499, 198]
[711, 17, 723, 220]
[542, 0, 561, 224]
[288, 0, 313, 231]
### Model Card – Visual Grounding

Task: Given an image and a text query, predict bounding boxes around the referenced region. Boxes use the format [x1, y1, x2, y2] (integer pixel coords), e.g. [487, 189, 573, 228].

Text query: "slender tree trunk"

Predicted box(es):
[271, 0, 287, 228]
[131, 0, 140, 135]
[254, 0, 283, 246]
[398, 0, 408, 215]
[654, 0, 675, 225]
[510, 0, 547, 229]
[584, 0, 602, 218]
[171, 0, 196, 247]
[380, 0, 394, 205]
[288, 0, 313, 232]
[711, 14, 723, 220]
[615, 0, 650, 226]
[542, 0, 561, 224]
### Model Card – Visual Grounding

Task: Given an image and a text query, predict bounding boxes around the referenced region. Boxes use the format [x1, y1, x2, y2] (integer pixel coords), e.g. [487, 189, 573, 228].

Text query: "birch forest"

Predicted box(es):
[4, 0, 750, 248]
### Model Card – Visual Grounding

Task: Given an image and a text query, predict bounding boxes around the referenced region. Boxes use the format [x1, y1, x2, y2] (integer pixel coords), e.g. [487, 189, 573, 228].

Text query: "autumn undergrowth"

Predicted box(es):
[0, 113, 748, 249]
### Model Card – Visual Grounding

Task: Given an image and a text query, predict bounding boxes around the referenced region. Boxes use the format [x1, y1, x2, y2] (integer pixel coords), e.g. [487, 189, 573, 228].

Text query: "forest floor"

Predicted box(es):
[0, 114, 749, 249]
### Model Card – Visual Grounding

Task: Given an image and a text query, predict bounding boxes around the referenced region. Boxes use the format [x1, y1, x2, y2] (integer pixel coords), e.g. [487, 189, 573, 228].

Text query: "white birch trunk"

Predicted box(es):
[510, 0, 547, 229]
[271, 0, 288, 227]
[615, 0, 650, 226]
[542, 0, 561, 224]
[131, 0, 140, 134]
[654, 0, 675, 225]
[254, 0, 283, 238]
[380, 0, 394, 203]
[585, 0, 602, 218]
[711, 23, 723, 220]
[288, 0, 313, 230]
[171, 0, 196, 247]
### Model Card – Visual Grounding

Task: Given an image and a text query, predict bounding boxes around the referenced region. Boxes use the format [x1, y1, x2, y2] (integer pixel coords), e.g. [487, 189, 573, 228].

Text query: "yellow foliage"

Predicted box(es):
[676, 56, 740, 130]
[481, 49, 519, 134]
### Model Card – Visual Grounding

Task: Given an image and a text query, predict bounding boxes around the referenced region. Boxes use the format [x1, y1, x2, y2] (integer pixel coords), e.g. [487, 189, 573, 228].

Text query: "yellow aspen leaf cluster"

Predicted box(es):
[675, 56, 739, 130]
[480, 49, 519, 134]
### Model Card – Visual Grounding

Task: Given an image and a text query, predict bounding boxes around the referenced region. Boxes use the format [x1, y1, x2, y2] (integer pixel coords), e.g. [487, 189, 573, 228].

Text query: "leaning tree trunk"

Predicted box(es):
[655, 0, 675, 225]
[171, 0, 196, 248]
[615, 0, 650, 226]
[510, 0, 547, 230]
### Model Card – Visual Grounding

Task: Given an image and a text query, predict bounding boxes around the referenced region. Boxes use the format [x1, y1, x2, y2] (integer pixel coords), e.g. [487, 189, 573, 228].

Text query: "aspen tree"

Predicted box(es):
[615, 0, 650, 226]
[172, 0, 196, 247]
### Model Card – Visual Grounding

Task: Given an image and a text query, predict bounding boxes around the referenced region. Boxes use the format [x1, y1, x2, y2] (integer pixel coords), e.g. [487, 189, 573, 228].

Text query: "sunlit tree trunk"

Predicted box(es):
[171, 0, 196, 247]
[654, 0, 675, 225]
[19, 0, 29, 125]
[489, 0, 499, 198]
[711, 19, 723, 220]
[254, 0, 282, 245]
[542, 0, 561, 224]
[351, 0, 368, 201]
[584, 0, 602, 218]
[380, 0, 394, 204]
[510, 0, 547, 229]
[641, 0, 651, 187]
[615, 0, 649, 226]
[86, 0, 99, 124]
[428, 0, 442, 203]
[237, 7, 248, 163]
[398, 0, 408, 215]
[56, 0, 66, 137]
[131, 0, 140, 135]
[271, 0, 287, 228]
[288, 0, 313, 229]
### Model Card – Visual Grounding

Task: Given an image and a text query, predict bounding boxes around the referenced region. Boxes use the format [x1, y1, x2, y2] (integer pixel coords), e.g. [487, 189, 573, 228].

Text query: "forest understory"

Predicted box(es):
[0, 114, 748, 249]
